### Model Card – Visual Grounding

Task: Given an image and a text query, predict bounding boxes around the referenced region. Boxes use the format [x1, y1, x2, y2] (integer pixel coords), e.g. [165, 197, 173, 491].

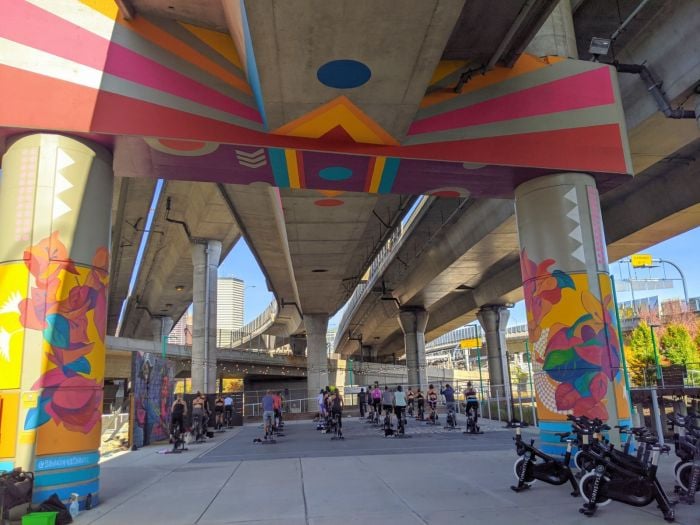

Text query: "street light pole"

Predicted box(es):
[657, 259, 689, 306]
[649, 324, 664, 388]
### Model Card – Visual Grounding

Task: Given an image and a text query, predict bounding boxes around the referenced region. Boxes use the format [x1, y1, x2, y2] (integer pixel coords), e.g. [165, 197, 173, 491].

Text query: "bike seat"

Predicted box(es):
[554, 432, 570, 438]
[615, 425, 629, 430]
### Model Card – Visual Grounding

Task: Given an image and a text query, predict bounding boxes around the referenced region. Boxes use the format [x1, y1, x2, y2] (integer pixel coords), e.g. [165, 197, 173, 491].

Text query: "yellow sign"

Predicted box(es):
[631, 254, 653, 268]
[460, 338, 481, 349]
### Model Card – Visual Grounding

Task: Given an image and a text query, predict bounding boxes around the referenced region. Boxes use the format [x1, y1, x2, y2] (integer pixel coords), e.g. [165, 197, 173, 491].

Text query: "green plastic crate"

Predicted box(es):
[21, 511, 58, 525]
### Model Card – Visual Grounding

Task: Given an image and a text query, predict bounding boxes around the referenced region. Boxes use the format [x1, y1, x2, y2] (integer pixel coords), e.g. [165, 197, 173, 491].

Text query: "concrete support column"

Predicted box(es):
[476, 306, 511, 402]
[526, 0, 578, 59]
[191, 240, 222, 394]
[150, 316, 173, 345]
[515, 173, 630, 448]
[305, 314, 329, 398]
[0, 134, 112, 505]
[398, 308, 429, 391]
[369, 347, 378, 362]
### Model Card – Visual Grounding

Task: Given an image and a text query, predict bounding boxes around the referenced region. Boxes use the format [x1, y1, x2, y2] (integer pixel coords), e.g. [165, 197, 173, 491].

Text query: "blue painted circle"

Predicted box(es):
[317, 60, 371, 89]
[319, 167, 353, 181]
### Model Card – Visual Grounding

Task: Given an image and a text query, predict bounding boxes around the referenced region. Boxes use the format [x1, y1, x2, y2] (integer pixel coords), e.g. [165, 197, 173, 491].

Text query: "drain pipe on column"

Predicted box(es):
[204, 242, 210, 394]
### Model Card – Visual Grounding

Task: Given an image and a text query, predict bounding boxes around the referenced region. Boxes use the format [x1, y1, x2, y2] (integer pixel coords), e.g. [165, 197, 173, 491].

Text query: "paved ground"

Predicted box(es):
[76, 416, 698, 525]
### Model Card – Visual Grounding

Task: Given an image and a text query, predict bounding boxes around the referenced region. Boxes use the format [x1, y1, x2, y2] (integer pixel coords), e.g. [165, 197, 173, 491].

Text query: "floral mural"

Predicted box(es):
[12, 232, 109, 434]
[522, 249, 627, 422]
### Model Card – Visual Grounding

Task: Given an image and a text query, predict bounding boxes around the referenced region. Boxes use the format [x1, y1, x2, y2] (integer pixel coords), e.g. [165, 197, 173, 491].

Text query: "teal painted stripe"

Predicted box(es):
[0, 460, 14, 473]
[35, 451, 99, 472]
[35, 466, 100, 488]
[377, 158, 400, 194]
[241, 0, 267, 129]
[33, 481, 99, 505]
[268, 148, 290, 188]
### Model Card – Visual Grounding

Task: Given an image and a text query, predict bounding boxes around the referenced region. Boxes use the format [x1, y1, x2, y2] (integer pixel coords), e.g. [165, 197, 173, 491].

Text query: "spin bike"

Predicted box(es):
[578, 434, 675, 521]
[464, 403, 482, 435]
[670, 413, 699, 503]
[427, 403, 439, 425]
[416, 400, 425, 421]
[444, 403, 460, 430]
[329, 412, 344, 440]
[511, 423, 579, 496]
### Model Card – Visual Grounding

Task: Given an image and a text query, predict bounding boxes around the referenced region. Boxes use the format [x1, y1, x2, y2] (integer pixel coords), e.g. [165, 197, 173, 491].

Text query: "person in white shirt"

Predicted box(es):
[393, 385, 407, 425]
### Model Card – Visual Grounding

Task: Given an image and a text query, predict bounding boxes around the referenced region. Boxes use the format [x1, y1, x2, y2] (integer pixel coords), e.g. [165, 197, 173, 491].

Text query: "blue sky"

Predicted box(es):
[220, 224, 700, 329]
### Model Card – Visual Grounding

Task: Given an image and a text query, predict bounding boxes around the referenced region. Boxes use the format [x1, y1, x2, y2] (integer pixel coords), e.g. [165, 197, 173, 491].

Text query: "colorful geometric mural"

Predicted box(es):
[131, 352, 175, 448]
[521, 250, 631, 425]
[0, 1, 632, 199]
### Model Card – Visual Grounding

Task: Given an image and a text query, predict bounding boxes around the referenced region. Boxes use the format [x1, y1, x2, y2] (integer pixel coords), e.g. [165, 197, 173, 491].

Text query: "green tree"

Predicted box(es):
[624, 321, 658, 386]
[660, 323, 700, 368]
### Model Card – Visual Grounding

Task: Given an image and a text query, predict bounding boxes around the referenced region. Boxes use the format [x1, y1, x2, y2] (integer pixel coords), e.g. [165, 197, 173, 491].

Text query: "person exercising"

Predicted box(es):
[330, 390, 344, 437]
[427, 384, 438, 423]
[406, 388, 415, 416]
[224, 393, 233, 426]
[171, 394, 187, 436]
[214, 394, 225, 429]
[464, 381, 479, 426]
[394, 385, 407, 429]
[192, 391, 207, 440]
[415, 389, 425, 420]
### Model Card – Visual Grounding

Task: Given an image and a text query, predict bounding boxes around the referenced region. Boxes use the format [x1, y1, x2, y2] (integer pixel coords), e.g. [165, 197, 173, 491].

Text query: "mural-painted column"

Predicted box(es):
[515, 173, 630, 449]
[0, 134, 112, 507]
[398, 308, 428, 392]
[306, 314, 329, 399]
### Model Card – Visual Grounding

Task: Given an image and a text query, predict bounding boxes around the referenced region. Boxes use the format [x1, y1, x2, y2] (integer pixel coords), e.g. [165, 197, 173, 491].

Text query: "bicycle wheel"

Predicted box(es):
[579, 471, 612, 506]
[676, 462, 700, 493]
[512, 456, 537, 484]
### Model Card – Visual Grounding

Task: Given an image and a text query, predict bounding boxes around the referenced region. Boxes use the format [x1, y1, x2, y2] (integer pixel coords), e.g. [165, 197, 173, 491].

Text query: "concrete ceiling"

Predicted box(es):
[240, 0, 464, 138]
[118, 180, 241, 339]
[280, 190, 413, 315]
[108, 176, 157, 335]
[336, 136, 700, 360]
[126, 0, 227, 31]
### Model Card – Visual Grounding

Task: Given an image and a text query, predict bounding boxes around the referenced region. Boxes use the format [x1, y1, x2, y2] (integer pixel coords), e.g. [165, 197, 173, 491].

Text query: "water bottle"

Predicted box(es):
[69, 493, 79, 518]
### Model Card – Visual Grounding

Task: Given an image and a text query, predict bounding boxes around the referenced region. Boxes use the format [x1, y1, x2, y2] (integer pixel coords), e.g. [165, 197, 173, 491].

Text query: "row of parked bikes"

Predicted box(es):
[510, 411, 699, 522]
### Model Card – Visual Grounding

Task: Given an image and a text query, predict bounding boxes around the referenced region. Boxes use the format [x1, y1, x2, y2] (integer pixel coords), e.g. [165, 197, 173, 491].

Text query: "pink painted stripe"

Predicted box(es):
[0, 0, 261, 123]
[408, 68, 614, 135]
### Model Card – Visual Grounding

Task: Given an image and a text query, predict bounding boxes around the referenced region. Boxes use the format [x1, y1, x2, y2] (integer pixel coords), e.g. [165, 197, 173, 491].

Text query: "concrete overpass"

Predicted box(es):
[2, 0, 698, 501]
[334, 0, 700, 365]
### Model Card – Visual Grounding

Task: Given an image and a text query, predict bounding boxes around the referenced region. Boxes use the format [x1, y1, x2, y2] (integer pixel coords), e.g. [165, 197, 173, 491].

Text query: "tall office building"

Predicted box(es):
[168, 312, 192, 345]
[217, 277, 245, 346]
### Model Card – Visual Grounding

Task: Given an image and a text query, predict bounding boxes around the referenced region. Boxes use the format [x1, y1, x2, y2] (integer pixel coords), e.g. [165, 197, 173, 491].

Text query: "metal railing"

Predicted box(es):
[333, 196, 432, 350]
[217, 300, 279, 349]
[425, 325, 480, 351]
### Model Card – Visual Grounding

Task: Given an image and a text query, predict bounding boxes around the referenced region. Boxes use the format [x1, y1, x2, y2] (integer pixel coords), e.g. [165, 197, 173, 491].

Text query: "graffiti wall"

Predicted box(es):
[131, 353, 175, 448]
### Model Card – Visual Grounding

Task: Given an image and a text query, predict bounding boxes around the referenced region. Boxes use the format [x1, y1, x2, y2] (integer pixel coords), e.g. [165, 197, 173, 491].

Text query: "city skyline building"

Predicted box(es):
[217, 276, 245, 346]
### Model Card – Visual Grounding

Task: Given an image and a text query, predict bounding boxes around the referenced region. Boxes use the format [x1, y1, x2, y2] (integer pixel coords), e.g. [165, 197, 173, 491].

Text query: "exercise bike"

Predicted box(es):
[510, 423, 579, 496]
[578, 435, 675, 521]
[670, 413, 699, 503]
[329, 412, 344, 440]
[427, 405, 439, 425]
[444, 404, 460, 430]
[416, 401, 425, 421]
[167, 419, 188, 454]
[464, 405, 482, 435]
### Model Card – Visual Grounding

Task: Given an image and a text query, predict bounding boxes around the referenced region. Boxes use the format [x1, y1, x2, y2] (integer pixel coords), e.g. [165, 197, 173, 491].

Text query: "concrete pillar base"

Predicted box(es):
[476, 306, 511, 404]
[398, 308, 428, 392]
[305, 314, 329, 399]
[191, 240, 222, 394]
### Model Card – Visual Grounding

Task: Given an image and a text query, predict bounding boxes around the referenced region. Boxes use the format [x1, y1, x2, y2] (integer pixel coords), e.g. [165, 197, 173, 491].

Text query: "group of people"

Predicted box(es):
[170, 391, 235, 447]
[355, 381, 480, 431]
[261, 390, 285, 440]
[316, 387, 345, 438]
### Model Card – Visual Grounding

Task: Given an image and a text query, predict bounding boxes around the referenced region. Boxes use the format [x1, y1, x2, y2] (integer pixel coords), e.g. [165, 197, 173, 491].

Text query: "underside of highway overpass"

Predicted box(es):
[0, 0, 698, 507]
